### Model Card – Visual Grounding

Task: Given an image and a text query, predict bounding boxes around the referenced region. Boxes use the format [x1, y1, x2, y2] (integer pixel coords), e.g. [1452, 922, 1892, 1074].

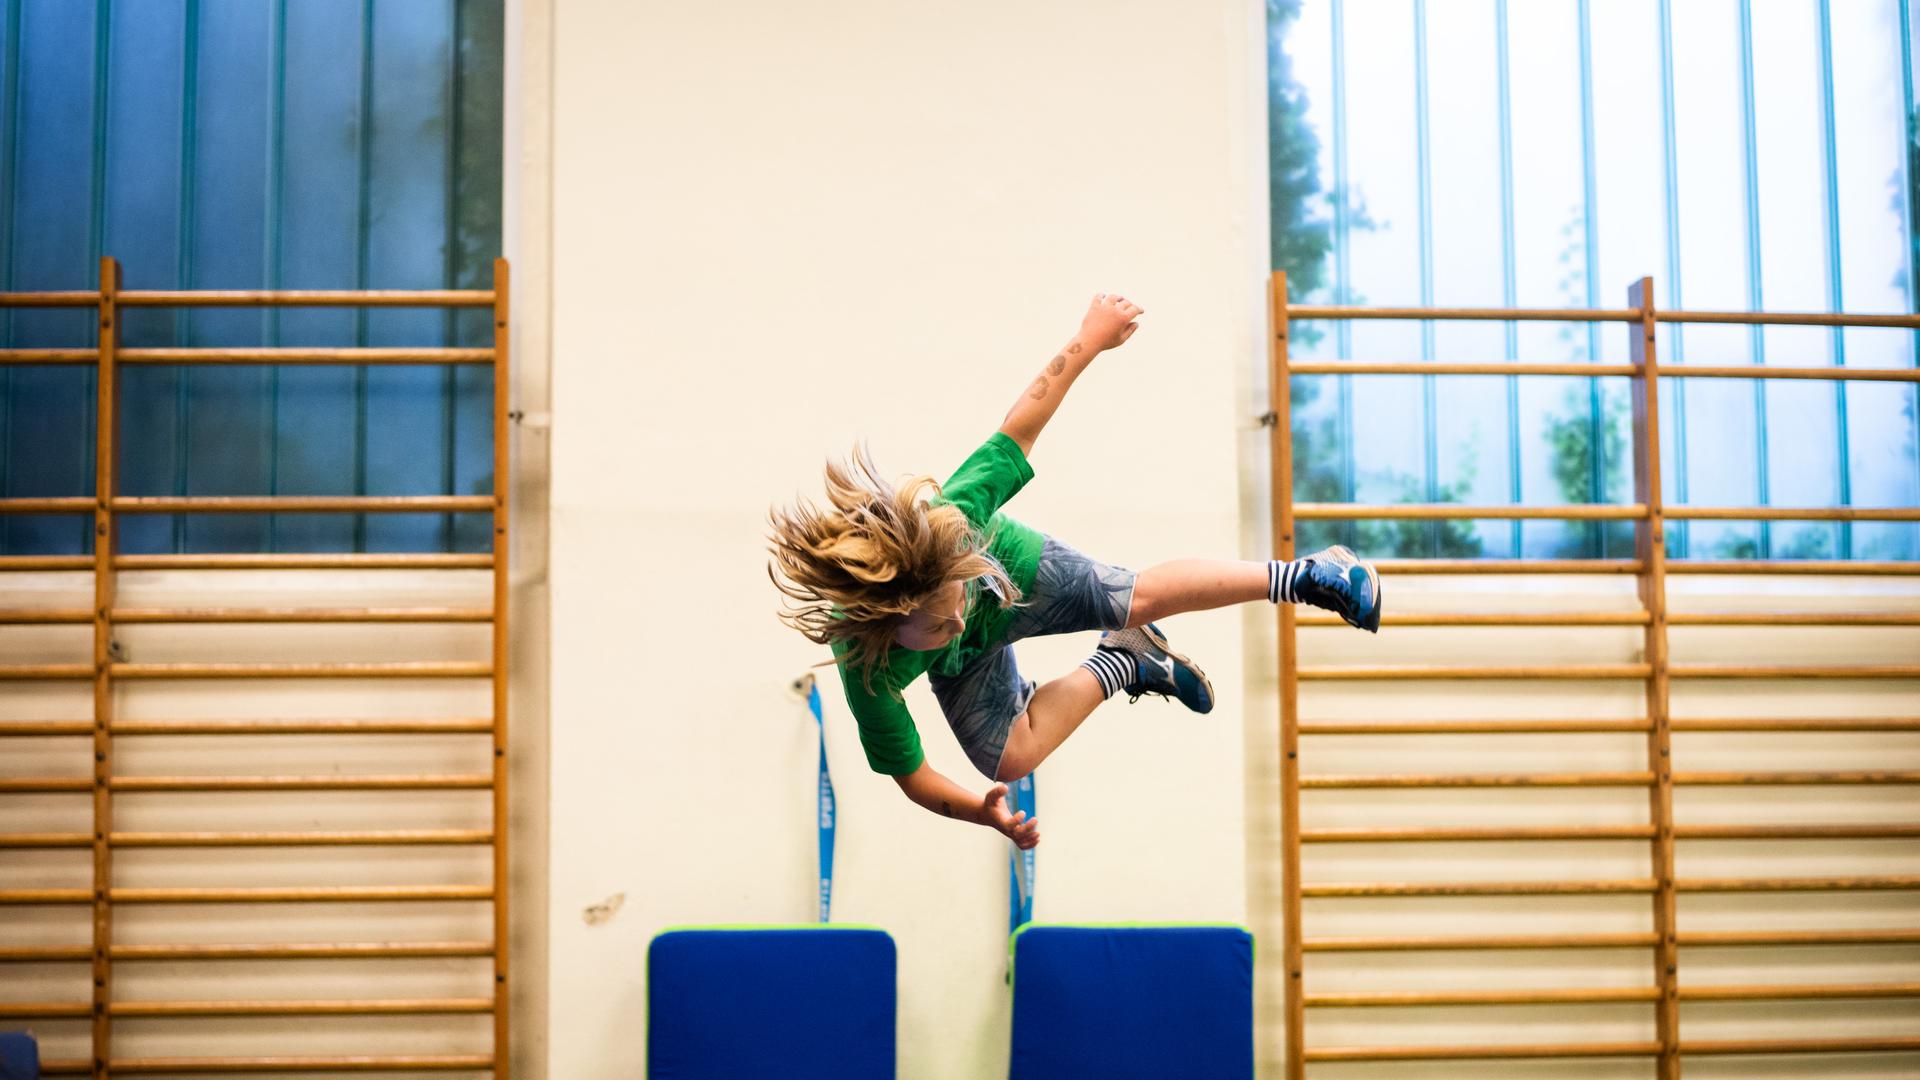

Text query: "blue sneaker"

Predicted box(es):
[1099, 622, 1214, 714]
[1296, 545, 1383, 633]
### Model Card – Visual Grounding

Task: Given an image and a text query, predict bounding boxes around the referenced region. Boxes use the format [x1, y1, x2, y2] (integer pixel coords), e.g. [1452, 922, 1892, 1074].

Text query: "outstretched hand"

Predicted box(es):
[981, 782, 1041, 850]
[1080, 292, 1144, 352]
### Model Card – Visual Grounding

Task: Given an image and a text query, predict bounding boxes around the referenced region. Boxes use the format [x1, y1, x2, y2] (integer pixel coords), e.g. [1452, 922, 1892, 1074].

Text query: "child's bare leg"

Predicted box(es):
[994, 670, 1105, 781]
[1125, 559, 1269, 627]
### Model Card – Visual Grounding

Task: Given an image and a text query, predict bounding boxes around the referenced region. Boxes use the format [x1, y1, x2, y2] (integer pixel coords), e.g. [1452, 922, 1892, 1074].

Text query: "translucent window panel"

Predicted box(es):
[1830, 0, 1910, 336]
[1763, 379, 1844, 558]
[1276, 0, 1337, 303]
[363, 0, 456, 552]
[1847, 380, 1920, 559]
[1750, 0, 1833, 361]
[1681, 377, 1762, 558]
[1588, 0, 1666, 314]
[103, 0, 187, 353]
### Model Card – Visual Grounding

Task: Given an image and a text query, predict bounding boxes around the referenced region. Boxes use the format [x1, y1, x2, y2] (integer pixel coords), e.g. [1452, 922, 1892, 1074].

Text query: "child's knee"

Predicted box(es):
[994, 713, 1036, 781]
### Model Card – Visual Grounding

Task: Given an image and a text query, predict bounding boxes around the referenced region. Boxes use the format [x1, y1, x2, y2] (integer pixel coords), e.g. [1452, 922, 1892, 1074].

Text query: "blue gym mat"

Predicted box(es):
[647, 925, 895, 1080]
[1009, 924, 1254, 1080]
[0, 1033, 38, 1080]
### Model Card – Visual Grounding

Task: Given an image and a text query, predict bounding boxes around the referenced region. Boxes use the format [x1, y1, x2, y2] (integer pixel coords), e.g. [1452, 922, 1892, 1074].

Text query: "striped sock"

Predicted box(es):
[1269, 558, 1311, 604]
[1081, 647, 1139, 699]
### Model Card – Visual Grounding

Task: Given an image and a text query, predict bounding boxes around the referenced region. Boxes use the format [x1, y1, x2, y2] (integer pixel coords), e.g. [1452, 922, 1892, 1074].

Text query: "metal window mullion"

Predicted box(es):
[1496, 0, 1522, 557]
[264, 0, 285, 550]
[352, 0, 373, 553]
[1413, 0, 1438, 554]
[1330, 0, 1354, 549]
[173, 0, 199, 555]
[441, 0, 462, 553]
[1576, 0, 1604, 556]
[1816, 0, 1851, 559]
[1657, 0, 1688, 559]
[1736, 0, 1769, 559]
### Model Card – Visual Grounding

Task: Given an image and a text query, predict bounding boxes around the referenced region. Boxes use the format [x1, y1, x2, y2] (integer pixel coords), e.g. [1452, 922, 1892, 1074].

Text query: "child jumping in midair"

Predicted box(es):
[769, 293, 1381, 850]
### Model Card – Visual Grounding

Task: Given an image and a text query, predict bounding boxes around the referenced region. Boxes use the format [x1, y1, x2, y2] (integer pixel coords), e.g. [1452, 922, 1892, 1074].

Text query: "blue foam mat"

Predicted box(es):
[648, 926, 895, 1080]
[1009, 924, 1254, 1080]
[0, 1033, 39, 1080]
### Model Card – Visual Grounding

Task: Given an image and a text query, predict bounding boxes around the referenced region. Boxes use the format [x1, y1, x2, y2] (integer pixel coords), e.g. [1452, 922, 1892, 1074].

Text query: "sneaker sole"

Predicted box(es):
[1138, 623, 1215, 713]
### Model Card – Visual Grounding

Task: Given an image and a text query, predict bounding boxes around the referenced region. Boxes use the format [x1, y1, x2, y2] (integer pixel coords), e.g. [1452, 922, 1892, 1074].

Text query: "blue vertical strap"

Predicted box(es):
[1008, 771, 1036, 933]
[806, 678, 835, 923]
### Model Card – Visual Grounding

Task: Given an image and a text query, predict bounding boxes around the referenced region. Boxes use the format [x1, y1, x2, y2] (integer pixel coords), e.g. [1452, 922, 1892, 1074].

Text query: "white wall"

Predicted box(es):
[542, 1, 1268, 1076]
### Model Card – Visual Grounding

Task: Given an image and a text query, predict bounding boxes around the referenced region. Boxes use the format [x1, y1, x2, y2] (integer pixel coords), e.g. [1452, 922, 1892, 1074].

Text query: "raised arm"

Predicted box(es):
[997, 292, 1145, 457]
[893, 760, 1041, 849]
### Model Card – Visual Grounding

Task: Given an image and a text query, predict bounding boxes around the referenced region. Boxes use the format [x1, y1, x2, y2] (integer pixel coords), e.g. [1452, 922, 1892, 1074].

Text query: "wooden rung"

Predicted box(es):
[110, 775, 492, 792]
[1299, 719, 1651, 735]
[1667, 506, 1920, 522]
[0, 888, 90, 904]
[119, 347, 492, 365]
[0, 608, 90, 624]
[1289, 361, 1640, 378]
[1675, 766, 1920, 786]
[1670, 559, 1920, 575]
[0, 946, 92, 962]
[1669, 611, 1920, 626]
[1303, 879, 1657, 898]
[112, 606, 493, 623]
[0, 664, 94, 680]
[1302, 772, 1652, 789]
[115, 553, 492, 570]
[1671, 717, 1920, 731]
[1295, 503, 1647, 521]
[110, 998, 494, 1017]
[1678, 875, 1920, 893]
[1303, 933, 1657, 953]
[1287, 303, 1641, 323]
[39, 1062, 91, 1077]
[111, 662, 493, 680]
[1374, 559, 1641, 574]
[0, 777, 92, 793]
[1303, 1041, 1659, 1062]
[0, 497, 93, 514]
[111, 830, 494, 847]
[0, 290, 96, 306]
[113, 941, 494, 961]
[1656, 364, 1920, 383]
[1301, 928, 1920, 952]
[1657, 309, 1920, 329]
[101, 1055, 498, 1074]
[1297, 611, 1649, 626]
[1671, 664, 1920, 679]
[0, 555, 92, 570]
[1301, 825, 1654, 843]
[1675, 823, 1920, 840]
[110, 885, 494, 904]
[1682, 1036, 1920, 1056]
[0, 832, 91, 848]
[112, 495, 493, 514]
[1682, 928, 1920, 948]
[1298, 664, 1651, 681]
[118, 288, 495, 307]
[1305, 986, 1657, 1007]
[0, 1001, 92, 1018]
[0, 349, 95, 363]
[1681, 982, 1920, 1001]
[111, 718, 493, 735]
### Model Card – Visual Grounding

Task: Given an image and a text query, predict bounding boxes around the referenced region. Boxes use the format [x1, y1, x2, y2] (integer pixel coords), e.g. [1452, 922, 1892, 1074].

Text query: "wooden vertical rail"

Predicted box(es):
[1268, 271, 1305, 1080]
[92, 257, 120, 1079]
[1627, 277, 1680, 1079]
[490, 257, 512, 1076]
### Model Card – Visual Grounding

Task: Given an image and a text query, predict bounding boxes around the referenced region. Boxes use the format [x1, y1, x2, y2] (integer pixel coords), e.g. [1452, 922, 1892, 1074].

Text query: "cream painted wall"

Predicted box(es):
[543, 1, 1267, 1076]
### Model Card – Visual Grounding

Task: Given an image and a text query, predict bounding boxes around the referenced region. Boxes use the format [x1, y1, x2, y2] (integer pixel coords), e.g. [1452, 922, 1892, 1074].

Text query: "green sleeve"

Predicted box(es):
[935, 431, 1035, 530]
[831, 643, 929, 776]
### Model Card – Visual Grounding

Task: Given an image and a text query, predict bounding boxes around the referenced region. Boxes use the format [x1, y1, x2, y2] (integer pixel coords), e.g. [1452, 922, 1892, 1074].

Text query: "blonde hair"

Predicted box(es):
[768, 442, 1019, 692]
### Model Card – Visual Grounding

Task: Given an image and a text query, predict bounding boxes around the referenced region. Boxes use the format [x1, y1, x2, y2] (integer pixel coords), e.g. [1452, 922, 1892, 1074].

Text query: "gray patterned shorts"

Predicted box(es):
[930, 536, 1137, 780]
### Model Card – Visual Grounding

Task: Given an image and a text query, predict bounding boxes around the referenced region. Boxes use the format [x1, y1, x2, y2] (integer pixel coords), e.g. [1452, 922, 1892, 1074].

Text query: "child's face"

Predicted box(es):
[893, 580, 966, 651]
